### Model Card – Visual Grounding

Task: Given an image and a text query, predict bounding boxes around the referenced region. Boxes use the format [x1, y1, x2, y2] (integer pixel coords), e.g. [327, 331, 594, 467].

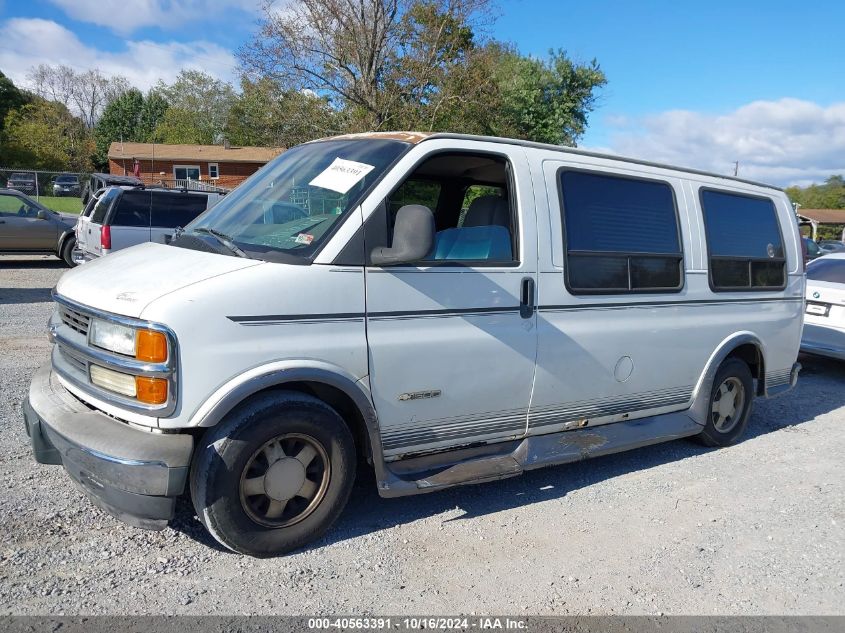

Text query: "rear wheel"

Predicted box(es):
[696, 358, 754, 447]
[60, 237, 76, 267]
[190, 391, 356, 557]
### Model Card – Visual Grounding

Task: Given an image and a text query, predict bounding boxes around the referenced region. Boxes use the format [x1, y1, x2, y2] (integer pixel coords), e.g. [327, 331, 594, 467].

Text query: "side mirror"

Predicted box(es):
[36, 210, 48, 220]
[370, 204, 435, 266]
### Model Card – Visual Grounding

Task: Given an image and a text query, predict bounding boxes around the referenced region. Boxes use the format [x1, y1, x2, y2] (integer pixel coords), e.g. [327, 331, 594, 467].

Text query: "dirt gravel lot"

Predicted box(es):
[1, 254, 843, 616]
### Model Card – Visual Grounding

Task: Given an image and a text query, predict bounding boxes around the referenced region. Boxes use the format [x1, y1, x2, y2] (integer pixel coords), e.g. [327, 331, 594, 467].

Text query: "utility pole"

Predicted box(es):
[733, 161, 739, 177]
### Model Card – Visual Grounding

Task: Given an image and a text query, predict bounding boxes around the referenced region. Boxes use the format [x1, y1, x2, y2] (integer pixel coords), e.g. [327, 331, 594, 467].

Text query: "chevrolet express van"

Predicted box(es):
[24, 132, 804, 556]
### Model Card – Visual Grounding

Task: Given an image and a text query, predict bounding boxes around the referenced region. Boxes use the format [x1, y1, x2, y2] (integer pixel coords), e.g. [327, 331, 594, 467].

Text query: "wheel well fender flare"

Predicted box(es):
[689, 332, 765, 426]
[57, 229, 75, 252]
[190, 361, 387, 475]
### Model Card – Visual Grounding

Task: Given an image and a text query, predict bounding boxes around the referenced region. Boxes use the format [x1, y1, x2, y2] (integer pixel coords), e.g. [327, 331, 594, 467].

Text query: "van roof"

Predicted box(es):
[320, 131, 783, 192]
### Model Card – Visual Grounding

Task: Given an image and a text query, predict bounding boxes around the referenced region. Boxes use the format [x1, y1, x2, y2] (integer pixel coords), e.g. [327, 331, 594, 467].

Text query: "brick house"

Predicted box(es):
[107, 142, 285, 190]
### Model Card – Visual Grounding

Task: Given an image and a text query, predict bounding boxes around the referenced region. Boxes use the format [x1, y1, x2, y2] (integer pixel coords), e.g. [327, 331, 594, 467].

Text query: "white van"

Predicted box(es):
[24, 132, 804, 556]
[74, 186, 223, 263]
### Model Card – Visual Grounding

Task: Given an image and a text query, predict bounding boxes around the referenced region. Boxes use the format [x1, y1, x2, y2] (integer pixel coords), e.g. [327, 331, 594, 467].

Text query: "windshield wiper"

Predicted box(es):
[193, 227, 250, 258]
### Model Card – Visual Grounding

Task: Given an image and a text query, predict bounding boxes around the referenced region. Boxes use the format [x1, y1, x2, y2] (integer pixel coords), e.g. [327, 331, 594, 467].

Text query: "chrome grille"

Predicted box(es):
[59, 305, 91, 336]
[59, 345, 87, 374]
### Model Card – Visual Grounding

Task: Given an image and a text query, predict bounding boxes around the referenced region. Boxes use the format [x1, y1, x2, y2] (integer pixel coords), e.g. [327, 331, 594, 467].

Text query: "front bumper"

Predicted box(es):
[70, 248, 94, 265]
[23, 364, 193, 530]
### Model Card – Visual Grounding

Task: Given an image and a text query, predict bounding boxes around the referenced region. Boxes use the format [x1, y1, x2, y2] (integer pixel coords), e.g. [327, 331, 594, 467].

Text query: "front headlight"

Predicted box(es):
[89, 318, 136, 356]
[89, 318, 169, 362]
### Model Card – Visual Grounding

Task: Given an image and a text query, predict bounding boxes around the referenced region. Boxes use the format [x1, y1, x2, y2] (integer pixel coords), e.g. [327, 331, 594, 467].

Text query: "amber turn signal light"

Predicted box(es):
[135, 376, 168, 405]
[136, 330, 167, 362]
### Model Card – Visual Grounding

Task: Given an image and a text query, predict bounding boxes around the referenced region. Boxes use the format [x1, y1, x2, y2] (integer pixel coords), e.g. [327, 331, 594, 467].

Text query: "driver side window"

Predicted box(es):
[0, 194, 36, 218]
[383, 153, 518, 265]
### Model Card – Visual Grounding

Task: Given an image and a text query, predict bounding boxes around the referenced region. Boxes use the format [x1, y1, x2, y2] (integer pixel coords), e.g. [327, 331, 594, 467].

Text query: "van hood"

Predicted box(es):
[55, 242, 262, 318]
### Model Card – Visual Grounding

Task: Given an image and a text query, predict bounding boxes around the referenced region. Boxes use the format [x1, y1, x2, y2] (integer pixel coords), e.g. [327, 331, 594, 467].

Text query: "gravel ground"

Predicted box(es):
[1, 254, 843, 616]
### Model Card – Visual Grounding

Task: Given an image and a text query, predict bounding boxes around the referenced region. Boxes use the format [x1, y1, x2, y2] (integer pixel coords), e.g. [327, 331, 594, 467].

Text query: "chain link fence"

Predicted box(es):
[0, 168, 89, 214]
[1, 168, 233, 215]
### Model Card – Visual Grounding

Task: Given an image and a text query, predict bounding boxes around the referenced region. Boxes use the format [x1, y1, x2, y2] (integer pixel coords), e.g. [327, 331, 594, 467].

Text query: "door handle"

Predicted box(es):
[520, 277, 535, 319]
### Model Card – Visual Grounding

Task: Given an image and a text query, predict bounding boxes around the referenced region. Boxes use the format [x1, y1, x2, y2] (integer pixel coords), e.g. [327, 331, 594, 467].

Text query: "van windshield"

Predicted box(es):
[185, 139, 409, 262]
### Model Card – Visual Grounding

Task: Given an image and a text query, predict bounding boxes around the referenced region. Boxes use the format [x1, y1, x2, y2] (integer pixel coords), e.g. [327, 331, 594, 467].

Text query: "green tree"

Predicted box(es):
[492, 49, 606, 145]
[93, 89, 145, 167]
[239, 0, 496, 132]
[2, 99, 93, 171]
[225, 77, 341, 148]
[153, 70, 236, 144]
[787, 175, 845, 210]
[0, 70, 32, 136]
[93, 90, 170, 168]
[138, 92, 169, 142]
[239, 0, 606, 144]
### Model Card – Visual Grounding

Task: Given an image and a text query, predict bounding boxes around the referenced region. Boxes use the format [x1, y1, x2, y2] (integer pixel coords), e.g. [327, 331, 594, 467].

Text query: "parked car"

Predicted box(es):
[801, 253, 845, 360]
[80, 173, 143, 206]
[803, 237, 822, 262]
[52, 174, 81, 197]
[24, 132, 804, 557]
[817, 240, 845, 254]
[0, 188, 77, 265]
[73, 187, 223, 263]
[6, 172, 37, 195]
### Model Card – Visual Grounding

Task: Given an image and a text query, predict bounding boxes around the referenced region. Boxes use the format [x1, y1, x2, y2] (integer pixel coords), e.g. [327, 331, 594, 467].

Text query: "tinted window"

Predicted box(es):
[807, 258, 845, 283]
[560, 171, 682, 293]
[90, 188, 120, 223]
[56, 175, 78, 183]
[151, 193, 207, 228]
[701, 190, 785, 290]
[111, 191, 151, 227]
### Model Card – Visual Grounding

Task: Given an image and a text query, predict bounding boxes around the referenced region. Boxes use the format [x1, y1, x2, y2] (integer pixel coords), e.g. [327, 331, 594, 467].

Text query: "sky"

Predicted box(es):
[0, 0, 843, 186]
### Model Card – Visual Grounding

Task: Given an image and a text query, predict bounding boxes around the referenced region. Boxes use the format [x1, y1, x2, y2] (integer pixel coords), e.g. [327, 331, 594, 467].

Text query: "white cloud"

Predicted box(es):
[0, 18, 238, 91]
[604, 99, 845, 187]
[47, 0, 260, 36]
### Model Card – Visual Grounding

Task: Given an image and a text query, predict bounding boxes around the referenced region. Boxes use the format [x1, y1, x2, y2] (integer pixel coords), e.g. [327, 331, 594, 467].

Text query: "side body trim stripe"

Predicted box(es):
[228, 296, 803, 325]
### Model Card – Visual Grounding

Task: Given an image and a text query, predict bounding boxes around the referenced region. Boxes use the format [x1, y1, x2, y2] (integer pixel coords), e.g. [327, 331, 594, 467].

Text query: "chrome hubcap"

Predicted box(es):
[711, 377, 745, 433]
[239, 433, 329, 528]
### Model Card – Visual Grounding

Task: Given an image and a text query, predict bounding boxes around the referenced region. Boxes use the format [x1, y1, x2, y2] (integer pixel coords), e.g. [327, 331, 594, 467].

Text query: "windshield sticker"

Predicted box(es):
[308, 158, 376, 194]
[295, 233, 314, 245]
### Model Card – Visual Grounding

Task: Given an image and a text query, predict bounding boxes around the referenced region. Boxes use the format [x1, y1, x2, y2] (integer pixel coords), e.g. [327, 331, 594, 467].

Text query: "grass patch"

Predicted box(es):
[38, 196, 83, 214]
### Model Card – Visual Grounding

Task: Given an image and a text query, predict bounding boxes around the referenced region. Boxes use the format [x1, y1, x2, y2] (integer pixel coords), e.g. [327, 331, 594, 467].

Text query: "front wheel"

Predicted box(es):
[696, 358, 754, 447]
[190, 391, 356, 557]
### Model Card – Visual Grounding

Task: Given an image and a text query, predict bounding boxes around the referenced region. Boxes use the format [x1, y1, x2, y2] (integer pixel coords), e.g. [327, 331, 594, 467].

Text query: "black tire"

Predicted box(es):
[60, 237, 76, 267]
[190, 390, 356, 557]
[696, 358, 754, 447]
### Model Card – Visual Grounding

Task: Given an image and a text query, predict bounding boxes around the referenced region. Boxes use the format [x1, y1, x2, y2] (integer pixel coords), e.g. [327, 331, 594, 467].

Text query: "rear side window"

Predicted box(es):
[700, 190, 785, 291]
[90, 188, 120, 223]
[151, 193, 208, 228]
[111, 191, 151, 227]
[559, 171, 683, 293]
